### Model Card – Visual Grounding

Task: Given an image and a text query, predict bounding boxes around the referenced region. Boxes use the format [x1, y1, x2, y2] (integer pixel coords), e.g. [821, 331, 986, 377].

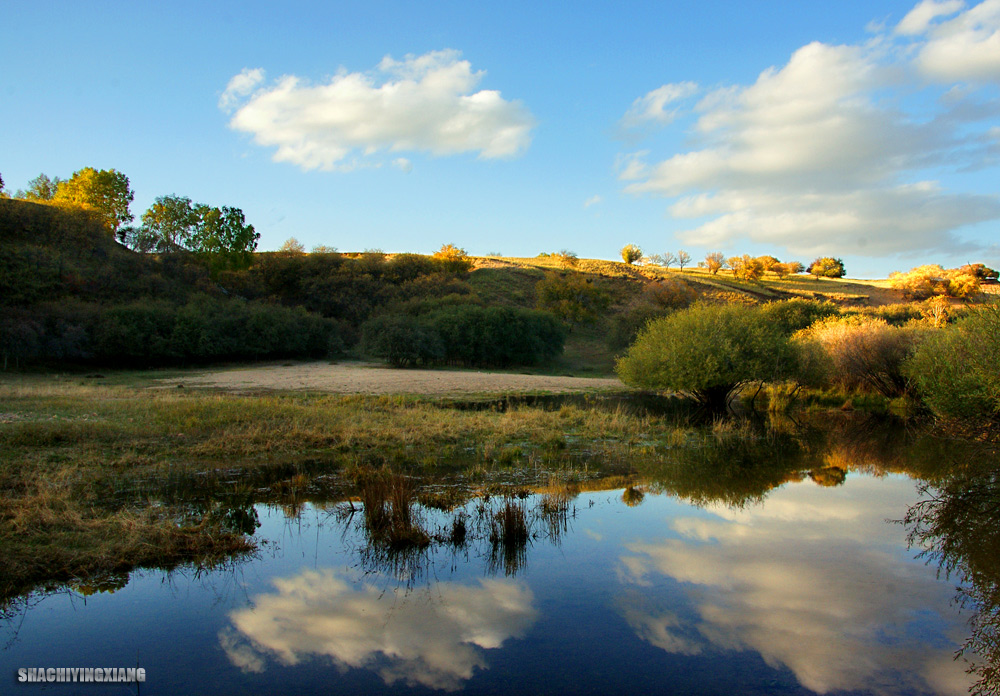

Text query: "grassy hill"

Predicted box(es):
[0, 197, 932, 375]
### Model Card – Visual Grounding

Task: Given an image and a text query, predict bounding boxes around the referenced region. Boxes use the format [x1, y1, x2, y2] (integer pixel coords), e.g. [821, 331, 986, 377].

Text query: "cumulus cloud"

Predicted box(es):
[219, 68, 265, 111]
[621, 1, 1000, 258]
[220, 570, 536, 691]
[619, 476, 973, 696]
[914, 0, 1000, 82]
[621, 82, 699, 129]
[221, 50, 535, 171]
[895, 0, 965, 35]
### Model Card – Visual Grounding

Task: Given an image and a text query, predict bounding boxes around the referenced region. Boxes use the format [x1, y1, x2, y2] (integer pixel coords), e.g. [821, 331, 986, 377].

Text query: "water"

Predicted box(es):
[0, 465, 985, 695]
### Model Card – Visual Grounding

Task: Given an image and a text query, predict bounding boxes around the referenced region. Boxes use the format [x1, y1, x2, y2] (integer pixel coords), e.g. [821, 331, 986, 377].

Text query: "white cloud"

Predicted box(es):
[896, 0, 966, 36]
[621, 82, 699, 129]
[220, 570, 536, 691]
[915, 0, 1000, 82]
[620, 2, 1000, 259]
[221, 50, 535, 171]
[393, 157, 413, 173]
[620, 476, 973, 696]
[219, 68, 266, 112]
[583, 194, 602, 208]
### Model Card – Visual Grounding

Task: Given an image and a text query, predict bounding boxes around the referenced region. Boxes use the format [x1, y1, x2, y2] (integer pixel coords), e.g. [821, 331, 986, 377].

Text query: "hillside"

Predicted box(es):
[0, 197, 935, 375]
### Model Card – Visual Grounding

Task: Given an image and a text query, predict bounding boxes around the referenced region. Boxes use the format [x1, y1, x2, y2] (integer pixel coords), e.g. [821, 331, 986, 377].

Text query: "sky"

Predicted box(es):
[2, 0, 999, 278]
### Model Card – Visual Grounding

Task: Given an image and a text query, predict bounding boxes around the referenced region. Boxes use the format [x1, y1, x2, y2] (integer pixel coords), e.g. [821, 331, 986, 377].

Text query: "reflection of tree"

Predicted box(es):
[905, 462, 1000, 695]
[638, 422, 806, 508]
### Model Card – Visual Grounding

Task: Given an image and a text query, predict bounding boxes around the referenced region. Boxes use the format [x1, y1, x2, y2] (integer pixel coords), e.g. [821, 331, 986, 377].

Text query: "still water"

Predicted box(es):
[1, 457, 988, 695]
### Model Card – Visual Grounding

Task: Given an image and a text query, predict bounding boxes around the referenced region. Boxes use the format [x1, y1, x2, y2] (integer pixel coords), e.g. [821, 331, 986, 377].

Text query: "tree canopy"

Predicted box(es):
[53, 167, 134, 234]
[809, 257, 846, 278]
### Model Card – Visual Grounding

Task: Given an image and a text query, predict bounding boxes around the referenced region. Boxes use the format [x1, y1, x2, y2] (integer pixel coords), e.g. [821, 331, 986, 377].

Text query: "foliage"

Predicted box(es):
[433, 243, 473, 273]
[793, 316, 922, 397]
[616, 303, 796, 408]
[535, 272, 610, 323]
[16, 173, 61, 202]
[961, 263, 999, 281]
[555, 250, 578, 267]
[362, 304, 565, 368]
[774, 261, 804, 279]
[620, 244, 643, 265]
[758, 298, 840, 335]
[729, 254, 765, 282]
[889, 264, 981, 299]
[809, 257, 846, 278]
[52, 167, 134, 235]
[704, 252, 725, 275]
[360, 314, 444, 367]
[904, 303, 1000, 422]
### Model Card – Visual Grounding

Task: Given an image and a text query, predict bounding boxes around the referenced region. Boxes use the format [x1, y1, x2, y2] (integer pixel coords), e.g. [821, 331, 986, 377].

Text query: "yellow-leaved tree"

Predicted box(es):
[53, 167, 134, 236]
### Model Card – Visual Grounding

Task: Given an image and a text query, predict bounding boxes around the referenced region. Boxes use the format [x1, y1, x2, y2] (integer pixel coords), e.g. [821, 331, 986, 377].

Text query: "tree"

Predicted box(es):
[705, 252, 725, 275]
[138, 195, 199, 251]
[17, 173, 61, 202]
[536, 272, 610, 323]
[556, 249, 578, 268]
[757, 255, 781, 274]
[774, 261, 804, 279]
[676, 250, 691, 270]
[662, 251, 677, 268]
[615, 303, 795, 409]
[731, 254, 765, 281]
[190, 205, 259, 272]
[53, 167, 134, 235]
[889, 264, 981, 299]
[621, 244, 643, 264]
[809, 257, 846, 278]
[279, 237, 306, 254]
[645, 253, 665, 266]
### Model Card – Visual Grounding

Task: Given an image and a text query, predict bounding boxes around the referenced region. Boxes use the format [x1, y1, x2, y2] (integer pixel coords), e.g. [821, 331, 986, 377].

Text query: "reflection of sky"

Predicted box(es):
[220, 569, 537, 691]
[620, 476, 973, 696]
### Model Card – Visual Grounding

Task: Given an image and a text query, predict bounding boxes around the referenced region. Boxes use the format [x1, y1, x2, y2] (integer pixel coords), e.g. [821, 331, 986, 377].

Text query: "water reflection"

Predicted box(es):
[220, 570, 537, 691]
[906, 461, 1000, 696]
[620, 476, 973, 695]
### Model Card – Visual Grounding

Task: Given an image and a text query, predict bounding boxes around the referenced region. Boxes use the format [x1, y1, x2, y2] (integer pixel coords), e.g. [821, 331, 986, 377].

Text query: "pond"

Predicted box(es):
[2, 413, 997, 695]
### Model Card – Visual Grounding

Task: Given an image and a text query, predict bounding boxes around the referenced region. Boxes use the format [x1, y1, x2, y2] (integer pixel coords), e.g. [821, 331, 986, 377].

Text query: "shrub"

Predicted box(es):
[793, 316, 923, 397]
[904, 303, 1000, 422]
[615, 303, 796, 408]
[535, 272, 610, 323]
[425, 305, 566, 368]
[620, 244, 643, 265]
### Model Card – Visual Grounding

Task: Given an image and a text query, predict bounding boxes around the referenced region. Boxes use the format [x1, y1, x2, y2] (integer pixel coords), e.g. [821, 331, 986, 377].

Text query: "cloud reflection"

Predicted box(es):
[620, 477, 973, 695]
[221, 569, 536, 691]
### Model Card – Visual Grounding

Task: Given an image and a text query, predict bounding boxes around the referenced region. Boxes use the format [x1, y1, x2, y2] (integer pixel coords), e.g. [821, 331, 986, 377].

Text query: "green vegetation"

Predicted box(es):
[616, 303, 796, 409]
[905, 303, 1000, 423]
[809, 256, 846, 278]
[620, 244, 643, 264]
[889, 263, 992, 299]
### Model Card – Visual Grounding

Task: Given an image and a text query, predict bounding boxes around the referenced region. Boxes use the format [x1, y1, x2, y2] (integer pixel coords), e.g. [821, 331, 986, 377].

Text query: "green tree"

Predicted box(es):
[809, 257, 846, 278]
[17, 173, 62, 202]
[190, 204, 259, 272]
[138, 195, 199, 251]
[621, 244, 643, 264]
[53, 167, 134, 235]
[536, 272, 610, 324]
[616, 303, 796, 409]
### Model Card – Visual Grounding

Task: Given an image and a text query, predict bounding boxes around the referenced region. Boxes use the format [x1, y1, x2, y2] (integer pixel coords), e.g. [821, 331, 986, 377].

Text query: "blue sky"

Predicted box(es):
[2, 0, 999, 277]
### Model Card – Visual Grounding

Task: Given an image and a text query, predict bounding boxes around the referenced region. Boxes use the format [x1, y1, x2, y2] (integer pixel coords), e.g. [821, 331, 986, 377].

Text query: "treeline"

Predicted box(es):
[0, 200, 567, 369]
[361, 304, 565, 368]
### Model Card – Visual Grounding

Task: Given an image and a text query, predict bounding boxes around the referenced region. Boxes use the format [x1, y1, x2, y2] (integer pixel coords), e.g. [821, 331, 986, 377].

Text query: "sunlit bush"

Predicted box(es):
[889, 264, 981, 299]
[793, 316, 923, 397]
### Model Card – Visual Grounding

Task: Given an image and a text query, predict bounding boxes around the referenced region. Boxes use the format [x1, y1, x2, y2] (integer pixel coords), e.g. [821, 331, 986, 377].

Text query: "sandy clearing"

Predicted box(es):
[158, 361, 626, 396]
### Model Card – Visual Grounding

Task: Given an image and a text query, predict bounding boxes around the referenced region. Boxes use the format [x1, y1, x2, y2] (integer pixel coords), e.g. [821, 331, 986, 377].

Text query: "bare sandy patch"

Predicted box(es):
[159, 361, 625, 396]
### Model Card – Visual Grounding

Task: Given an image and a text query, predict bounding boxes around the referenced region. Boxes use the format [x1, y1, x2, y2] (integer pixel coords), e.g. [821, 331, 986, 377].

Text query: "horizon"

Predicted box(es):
[2, 0, 999, 278]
